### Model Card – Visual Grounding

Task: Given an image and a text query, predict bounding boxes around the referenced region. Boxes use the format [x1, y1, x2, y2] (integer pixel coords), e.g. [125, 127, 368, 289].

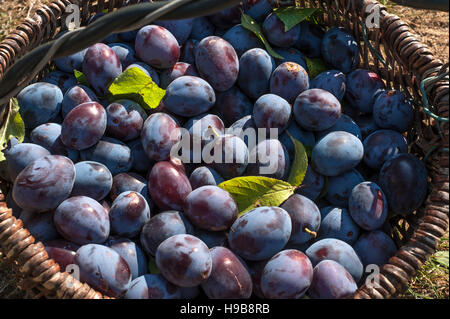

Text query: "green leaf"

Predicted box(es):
[286, 132, 308, 187]
[0, 98, 25, 161]
[433, 251, 449, 268]
[316, 176, 329, 200]
[219, 176, 295, 217]
[108, 67, 166, 110]
[273, 7, 319, 31]
[241, 13, 284, 60]
[305, 56, 328, 79]
[148, 256, 161, 274]
[74, 69, 89, 87]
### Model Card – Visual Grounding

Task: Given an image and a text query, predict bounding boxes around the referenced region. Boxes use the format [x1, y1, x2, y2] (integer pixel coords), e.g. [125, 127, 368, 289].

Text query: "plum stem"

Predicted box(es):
[304, 227, 317, 238]
[208, 125, 220, 138]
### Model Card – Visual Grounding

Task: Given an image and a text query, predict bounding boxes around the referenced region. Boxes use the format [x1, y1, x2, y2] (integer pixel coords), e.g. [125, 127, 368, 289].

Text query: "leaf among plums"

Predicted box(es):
[305, 56, 328, 79]
[0, 98, 25, 161]
[241, 13, 284, 60]
[286, 132, 308, 187]
[219, 176, 295, 217]
[74, 69, 89, 87]
[273, 7, 319, 31]
[108, 67, 166, 110]
[148, 255, 161, 274]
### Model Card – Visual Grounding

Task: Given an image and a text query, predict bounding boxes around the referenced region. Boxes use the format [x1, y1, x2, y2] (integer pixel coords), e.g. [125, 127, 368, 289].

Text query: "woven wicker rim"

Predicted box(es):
[0, 0, 448, 299]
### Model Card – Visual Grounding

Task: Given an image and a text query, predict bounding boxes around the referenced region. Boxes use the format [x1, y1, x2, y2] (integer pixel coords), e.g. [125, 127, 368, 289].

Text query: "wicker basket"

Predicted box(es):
[0, 0, 448, 299]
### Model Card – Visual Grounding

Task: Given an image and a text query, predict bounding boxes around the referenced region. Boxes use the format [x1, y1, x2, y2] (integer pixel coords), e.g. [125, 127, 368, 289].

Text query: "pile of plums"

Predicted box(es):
[1, 0, 428, 299]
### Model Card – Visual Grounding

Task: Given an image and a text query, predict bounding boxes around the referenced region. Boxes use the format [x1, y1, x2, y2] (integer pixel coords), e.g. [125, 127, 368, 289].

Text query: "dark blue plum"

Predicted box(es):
[273, 47, 308, 71]
[148, 160, 192, 211]
[110, 191, 151, 238]
[110, 173, 152, 208]
[316, 114, 362, 141]
[44, 240, 80, 271]
[228, 206, 292, 261]
[125, 62, 160, 85]
[270, 62, 309, 104]
[208, 134, 249, 180]
[106, 100, 146, 142]
[345, 69, 385, 114]
[80, 137, 132, 175]
[310, 70, 346, 101]
[135, 25, 180, 69]
[318, 207, 360, 245]
[195, 229, 227, 248]
[353, 230, 397, 267]
[201, 247, 253, 299]
[184, 186, 238, 231]
[127, 139, 153, 173]
[246, 139, 290, 180]
[325, 169, 365, 207]
[207, 4, 242, 29]
[5, 143, 50, 181]
[293, 89, 341, 132]
[227, 115, 257, 147]
[74, 244, 131, 298]
[223, 24, 264, 57]
[125, 274, 181, 299]
[354, 114, 379, 138]
[373, 90, 414, 133]
[6, 191, 22, 218]
[71, 161, 112, 201]
[54, 196, 109, 245]
[107, 238, 148, 280]
[281, 194, 321, 245]
[62, 85, 98, 117]
[19, 210, 59, 242]
[184, 113, 225, 148]
[17, 82, 63, 129]
[295, 21, 325, 58]
[180, 39, 199, 65]
[308, 260, 357, 299]
[191, 17, 215, 41]
[247, 259, 268, 298]
[108, 43, 136, 68]
[213, 87, 253, 126]
[243, 0, 272, 22]
[195, 36, 239, 92]
[159, 62, 199, 89]
[42, 71, 77, 94]
[253, 94, 291, 134]
[349, 182, 388, 231]
[261, 249, 313, 299]
[12, 155, 75, 213]
[279, 121, 316, 159]
[189, 166, 224, 190]
[262, 13, 301, 48]
[238, 48, 275, 100]
[306, 238, 363, 282]
[163, 76, 216, 117]
[156, 234, 212, 287]
[321, 27, 360, 74]
[140, 112, 181, 162]
[311, 131, 364, 176]
[363, 129, 408, 169]
[155, 18, 194, 45]
[61, 102, 107, 150]
[82, 43, 122, 96]
[140, 210, 193, 256]
[378, 153, 428, 216]
[54, 48, 86, 73]
[297, 167, 325, 201]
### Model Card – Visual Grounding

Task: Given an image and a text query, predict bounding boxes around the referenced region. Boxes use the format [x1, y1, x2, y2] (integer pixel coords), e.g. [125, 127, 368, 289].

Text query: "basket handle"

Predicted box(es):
[0, 0, 241, 105]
